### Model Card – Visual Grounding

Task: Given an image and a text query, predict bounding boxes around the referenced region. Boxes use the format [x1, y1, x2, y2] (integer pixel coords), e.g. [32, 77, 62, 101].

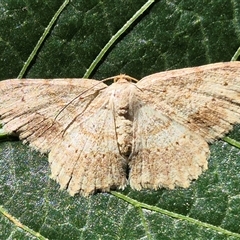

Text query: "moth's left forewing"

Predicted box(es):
[136, 62, 240, 142]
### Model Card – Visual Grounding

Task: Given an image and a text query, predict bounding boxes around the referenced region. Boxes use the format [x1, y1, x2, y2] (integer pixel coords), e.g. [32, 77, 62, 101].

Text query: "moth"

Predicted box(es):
[1, 62, 240, 196]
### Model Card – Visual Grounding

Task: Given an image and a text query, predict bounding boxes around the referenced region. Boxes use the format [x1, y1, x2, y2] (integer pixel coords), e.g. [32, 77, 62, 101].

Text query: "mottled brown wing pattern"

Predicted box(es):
[137, 62, 240, 142]
[129, 62, 240, 191]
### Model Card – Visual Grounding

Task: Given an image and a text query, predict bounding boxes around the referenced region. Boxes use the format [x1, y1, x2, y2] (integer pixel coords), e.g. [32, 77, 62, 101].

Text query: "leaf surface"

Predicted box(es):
[1, 0, 240, 239]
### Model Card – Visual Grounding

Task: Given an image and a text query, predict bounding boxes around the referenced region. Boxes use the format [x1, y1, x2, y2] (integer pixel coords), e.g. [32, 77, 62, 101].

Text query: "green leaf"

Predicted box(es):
[1, 0, 240, 239]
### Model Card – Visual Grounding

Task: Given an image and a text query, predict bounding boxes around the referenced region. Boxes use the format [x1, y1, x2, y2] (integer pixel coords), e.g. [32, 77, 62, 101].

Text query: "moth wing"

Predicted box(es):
[130, 62, 240, 190]
[49, 91, 127, 196]
[0, 78, 107, 152]
[136, 62, 240, 142]
[129, 101, 209, 190]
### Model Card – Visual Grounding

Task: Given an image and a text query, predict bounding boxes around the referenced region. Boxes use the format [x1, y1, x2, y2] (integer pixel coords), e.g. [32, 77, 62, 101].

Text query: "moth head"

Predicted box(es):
[102, 74, 138, 83]
[115, 74, 138, 83]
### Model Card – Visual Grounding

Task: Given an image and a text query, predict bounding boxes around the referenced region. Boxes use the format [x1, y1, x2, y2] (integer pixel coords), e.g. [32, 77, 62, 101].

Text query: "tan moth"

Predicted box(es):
[1, 62, 240, 196]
